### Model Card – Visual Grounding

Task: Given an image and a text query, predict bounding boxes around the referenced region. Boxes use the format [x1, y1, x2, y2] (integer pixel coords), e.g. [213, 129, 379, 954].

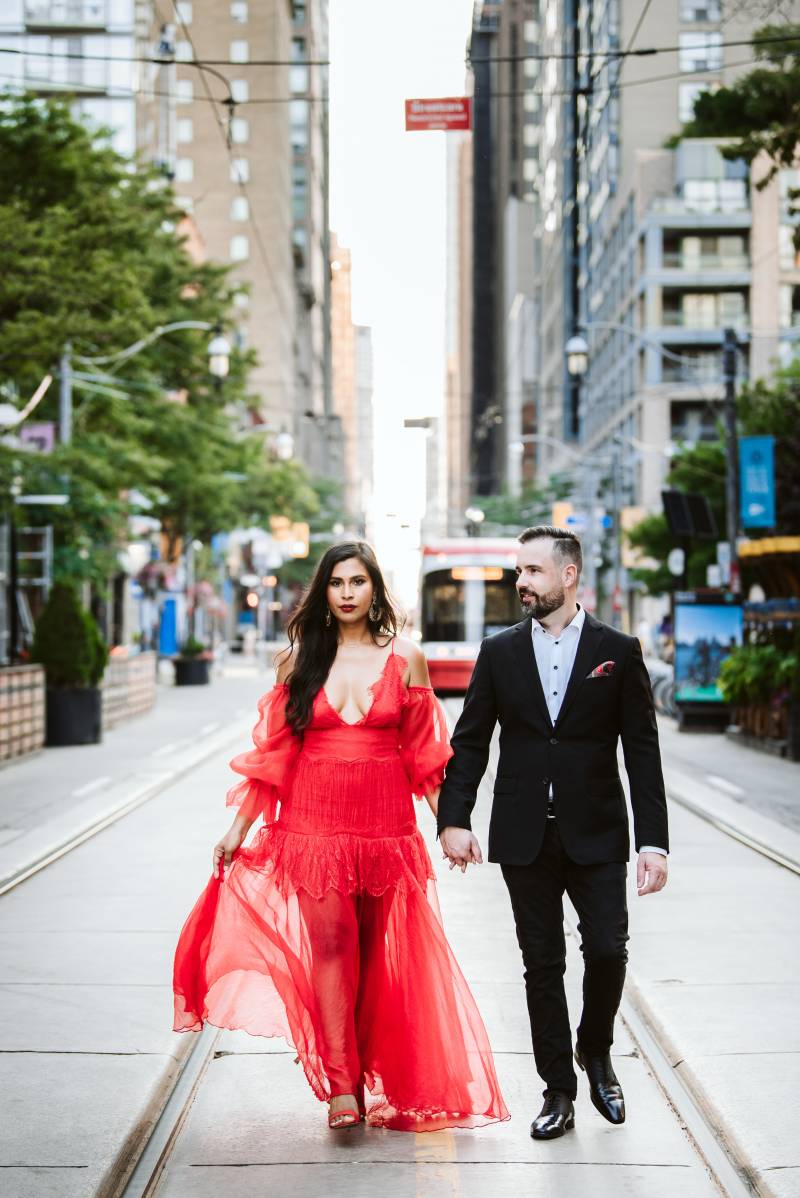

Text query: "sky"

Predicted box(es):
[328, 0, 475, 606]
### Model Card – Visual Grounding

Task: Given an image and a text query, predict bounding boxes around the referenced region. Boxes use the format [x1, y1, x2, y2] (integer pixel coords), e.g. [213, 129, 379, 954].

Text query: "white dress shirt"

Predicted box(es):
[530, 606, 666, 856]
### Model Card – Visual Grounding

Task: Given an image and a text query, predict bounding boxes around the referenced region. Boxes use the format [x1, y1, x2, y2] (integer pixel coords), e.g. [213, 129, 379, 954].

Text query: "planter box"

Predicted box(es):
[174, 657, 211, 686]
[46, 687, 102, 746]
[0, 665, 46, 765]
[102, 651, 157, 730]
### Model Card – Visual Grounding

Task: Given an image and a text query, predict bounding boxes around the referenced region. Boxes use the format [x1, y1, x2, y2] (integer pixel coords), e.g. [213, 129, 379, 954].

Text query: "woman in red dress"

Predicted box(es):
[173, 541, 508, 1132]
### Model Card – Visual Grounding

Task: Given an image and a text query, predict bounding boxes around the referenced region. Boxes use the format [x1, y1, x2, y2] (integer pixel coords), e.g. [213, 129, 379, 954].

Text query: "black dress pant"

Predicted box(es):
[501, 820, 629, 1099]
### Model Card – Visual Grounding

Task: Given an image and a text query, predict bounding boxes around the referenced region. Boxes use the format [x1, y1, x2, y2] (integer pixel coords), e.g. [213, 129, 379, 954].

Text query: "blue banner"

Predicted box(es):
[739, 435, 776, 528]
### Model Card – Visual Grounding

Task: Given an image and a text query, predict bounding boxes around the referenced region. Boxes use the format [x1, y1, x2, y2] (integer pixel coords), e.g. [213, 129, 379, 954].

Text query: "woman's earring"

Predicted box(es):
[325, 608, 332, 627]
[369, 600, 380, 623]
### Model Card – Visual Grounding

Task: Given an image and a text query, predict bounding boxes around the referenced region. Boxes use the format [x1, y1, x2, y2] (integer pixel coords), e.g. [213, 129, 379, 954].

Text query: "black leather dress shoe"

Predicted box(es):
[530, 1091, 575, 1139]
[575, 1047, 625, 1124]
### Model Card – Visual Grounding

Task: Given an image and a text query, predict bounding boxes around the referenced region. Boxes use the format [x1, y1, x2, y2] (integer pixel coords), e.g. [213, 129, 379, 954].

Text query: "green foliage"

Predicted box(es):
[179, 635, 207, 658]
[626, 361, 800, 596]
[0, 93, 328, 591]
[676, 26, 800, 223]
[718, 643, 785, 706]
[31, 582, 108, 689]
[468, 475, 573, 536]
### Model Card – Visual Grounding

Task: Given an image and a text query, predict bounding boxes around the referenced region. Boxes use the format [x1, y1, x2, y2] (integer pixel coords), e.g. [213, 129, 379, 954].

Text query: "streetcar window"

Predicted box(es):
[421, 569, 519, 642]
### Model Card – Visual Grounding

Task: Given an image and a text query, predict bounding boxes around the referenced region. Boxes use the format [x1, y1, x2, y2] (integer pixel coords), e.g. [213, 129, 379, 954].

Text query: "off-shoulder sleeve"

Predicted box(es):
[398, 686, 453, 800]
[225, 684, 300, 824]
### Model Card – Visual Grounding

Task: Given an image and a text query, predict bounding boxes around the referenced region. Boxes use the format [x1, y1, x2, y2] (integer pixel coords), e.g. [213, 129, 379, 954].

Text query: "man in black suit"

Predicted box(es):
[438, 526, 669, 1139]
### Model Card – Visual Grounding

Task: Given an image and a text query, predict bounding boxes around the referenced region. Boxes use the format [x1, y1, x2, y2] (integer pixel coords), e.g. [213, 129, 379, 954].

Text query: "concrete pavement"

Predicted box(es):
[0, 673, 797, 1196]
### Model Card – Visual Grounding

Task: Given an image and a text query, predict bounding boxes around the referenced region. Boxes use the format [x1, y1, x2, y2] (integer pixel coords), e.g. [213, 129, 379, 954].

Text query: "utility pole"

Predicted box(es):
[59, 345, 72, 445]
[611, 437, 623, 630]
[722, 326, 740, 595]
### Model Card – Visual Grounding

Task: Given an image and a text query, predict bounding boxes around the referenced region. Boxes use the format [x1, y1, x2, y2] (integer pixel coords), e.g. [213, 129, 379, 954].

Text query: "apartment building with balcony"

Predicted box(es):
[535, 0, 800, 496]
[0, 0, 143, 156]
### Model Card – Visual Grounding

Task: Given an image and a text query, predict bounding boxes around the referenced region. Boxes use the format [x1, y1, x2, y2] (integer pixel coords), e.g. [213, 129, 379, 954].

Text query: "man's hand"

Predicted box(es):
[637, 851, 668, 896]
[440, 826, 483, 873]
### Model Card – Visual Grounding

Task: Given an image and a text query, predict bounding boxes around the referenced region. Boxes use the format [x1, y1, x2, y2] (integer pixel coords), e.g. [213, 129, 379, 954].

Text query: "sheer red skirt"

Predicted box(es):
[173, 656, 508, 1131]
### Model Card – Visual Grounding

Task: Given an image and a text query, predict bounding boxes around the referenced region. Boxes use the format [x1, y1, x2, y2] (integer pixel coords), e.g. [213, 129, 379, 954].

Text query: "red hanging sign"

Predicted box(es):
[405, 97, 472, 132]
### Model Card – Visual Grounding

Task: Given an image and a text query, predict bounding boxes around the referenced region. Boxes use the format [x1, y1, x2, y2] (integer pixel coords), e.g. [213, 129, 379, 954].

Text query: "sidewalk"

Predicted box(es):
[656, 714, 800, 834]
[0, 729, 721, 1198]
[0, 660, 271, 891]
[1, 687, 797, 1196]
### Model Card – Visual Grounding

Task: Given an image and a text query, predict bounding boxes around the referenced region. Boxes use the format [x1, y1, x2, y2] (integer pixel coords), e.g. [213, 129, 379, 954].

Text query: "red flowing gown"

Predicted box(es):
[172, 649, 509, 1131]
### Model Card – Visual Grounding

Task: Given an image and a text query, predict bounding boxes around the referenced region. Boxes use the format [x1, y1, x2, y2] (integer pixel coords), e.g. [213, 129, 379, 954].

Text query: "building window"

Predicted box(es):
[231, 1, 248, 21]
[230, 157, 249, 182]
[779, 225, 800, 270]
[290, 99, 308, 151]
[682, 178, 747, 213]
[175, 1, 192, 22]
[231, 117, 249, 143]
[290, 36, 308, 93]
[679, 31, 722, 72]
[176, 78, 194, 103]
[230, 235, 249, 262]
[231, 195, 249, 221]
[293, 0, 307, 23]
[177, 118, 193, 143]
[670, 400, 720, 442]
[233, 290, 249, 309]
[679, 81, 717, 122]
[680, 1, 721, 19]
[175, 158, 194, 182]
[230, 39, 249, 63]
[175, 40, 193, 62]
[231, 78, 249, 102]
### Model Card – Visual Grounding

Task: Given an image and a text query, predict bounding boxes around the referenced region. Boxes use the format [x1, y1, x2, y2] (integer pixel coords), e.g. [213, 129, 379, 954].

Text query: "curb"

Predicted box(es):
[0, 713, 255, 897]
[622, 973, 769, 1198]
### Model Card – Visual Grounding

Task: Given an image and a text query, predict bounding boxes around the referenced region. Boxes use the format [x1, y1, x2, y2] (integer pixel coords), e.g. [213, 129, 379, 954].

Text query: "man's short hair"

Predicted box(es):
[518, 525, 583, 575]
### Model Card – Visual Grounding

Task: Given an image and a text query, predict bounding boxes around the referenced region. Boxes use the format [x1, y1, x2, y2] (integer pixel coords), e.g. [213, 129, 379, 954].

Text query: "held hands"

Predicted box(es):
[212, 820, 248, 879]
[440, 826, 483, 874]
[637, 851, 668, 896]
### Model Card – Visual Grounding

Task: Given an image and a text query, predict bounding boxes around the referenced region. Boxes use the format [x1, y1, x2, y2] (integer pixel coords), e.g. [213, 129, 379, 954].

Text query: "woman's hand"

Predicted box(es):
[212, 821, 248, 879]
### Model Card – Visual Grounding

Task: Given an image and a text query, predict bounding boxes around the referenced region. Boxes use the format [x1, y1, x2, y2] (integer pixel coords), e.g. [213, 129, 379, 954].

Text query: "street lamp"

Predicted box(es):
[565, 334, 589, 378]
[464, 506, 485, 537]
[207, 330, 231, 379]
[564, 319, 742, 592]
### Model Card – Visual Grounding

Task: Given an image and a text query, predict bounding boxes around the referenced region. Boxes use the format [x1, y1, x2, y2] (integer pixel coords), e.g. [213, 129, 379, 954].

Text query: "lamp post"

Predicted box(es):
[63, 322, 232, 444]
[563, 319, 741, 621]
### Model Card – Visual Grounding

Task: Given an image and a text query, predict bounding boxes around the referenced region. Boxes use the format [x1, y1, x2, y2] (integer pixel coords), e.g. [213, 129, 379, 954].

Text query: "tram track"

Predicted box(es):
[2, 699, 789, 1196]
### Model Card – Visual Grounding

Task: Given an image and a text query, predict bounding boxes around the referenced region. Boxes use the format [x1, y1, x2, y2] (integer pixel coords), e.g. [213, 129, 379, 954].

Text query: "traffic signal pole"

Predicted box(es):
[722, 327, 740, 595]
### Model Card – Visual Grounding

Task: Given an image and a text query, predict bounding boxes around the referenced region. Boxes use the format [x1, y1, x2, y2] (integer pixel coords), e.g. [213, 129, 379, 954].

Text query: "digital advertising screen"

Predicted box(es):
[674, 600, 743, 703]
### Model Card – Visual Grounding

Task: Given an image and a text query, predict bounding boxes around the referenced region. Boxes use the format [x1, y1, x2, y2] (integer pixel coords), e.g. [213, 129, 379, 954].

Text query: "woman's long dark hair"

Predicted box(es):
[282, 541, 403, 735]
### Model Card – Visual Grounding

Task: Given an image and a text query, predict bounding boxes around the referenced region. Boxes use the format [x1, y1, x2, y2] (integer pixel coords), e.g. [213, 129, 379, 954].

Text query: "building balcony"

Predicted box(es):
[662, 251, 749, 271]
[20, 53, 114, 94]
[24, 0, 108, 31]
[661, 311, 748, 330]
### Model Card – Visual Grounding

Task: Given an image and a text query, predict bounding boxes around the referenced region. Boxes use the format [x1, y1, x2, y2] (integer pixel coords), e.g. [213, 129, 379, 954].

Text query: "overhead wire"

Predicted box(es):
[165, 0, 296, 341]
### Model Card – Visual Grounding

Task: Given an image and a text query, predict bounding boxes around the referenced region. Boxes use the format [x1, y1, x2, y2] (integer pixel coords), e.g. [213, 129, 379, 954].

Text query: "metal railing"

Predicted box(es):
[662, 252, 749, 271]
[24, 0, 107, 27]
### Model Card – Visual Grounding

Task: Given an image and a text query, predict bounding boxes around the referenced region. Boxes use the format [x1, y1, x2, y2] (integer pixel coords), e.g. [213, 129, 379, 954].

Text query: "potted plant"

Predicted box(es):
[174, 635, 213, 686]
[31, 583, 109, 745]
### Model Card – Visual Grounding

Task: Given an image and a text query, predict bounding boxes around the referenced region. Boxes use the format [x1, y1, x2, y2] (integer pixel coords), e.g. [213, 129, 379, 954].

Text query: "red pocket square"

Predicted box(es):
[587, 660, 616, 679]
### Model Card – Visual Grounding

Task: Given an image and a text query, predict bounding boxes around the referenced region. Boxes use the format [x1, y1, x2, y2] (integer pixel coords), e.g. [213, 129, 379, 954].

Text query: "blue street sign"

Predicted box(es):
[739, 435, 776, 528]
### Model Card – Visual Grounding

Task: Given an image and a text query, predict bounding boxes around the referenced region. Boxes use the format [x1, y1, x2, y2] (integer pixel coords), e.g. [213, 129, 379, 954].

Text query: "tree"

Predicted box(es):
[626, 362, 800, 596]
[468, 475, 573, 536]
[0, 93, 320, 592]
[677, 26, 800, 223]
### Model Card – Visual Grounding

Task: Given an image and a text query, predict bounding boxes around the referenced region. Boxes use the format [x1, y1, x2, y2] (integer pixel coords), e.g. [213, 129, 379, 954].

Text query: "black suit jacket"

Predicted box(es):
[437, 613, 669, 866]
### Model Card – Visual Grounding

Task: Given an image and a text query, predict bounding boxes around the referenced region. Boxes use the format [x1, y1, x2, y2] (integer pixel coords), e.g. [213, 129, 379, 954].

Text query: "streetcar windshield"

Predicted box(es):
[421, 568, 519, 642]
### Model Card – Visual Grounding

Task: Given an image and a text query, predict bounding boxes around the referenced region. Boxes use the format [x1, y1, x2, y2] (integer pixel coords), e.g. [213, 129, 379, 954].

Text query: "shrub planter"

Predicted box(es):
[174, 657, 211, 686]
[46, 687, 102, 746]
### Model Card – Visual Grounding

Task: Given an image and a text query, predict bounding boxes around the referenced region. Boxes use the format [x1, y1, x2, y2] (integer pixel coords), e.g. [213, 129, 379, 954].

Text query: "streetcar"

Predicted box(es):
[419, 538, 520, 694]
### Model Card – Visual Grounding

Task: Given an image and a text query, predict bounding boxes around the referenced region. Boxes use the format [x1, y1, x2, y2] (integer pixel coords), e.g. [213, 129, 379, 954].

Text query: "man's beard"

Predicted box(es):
[519, 586, 565, 620]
